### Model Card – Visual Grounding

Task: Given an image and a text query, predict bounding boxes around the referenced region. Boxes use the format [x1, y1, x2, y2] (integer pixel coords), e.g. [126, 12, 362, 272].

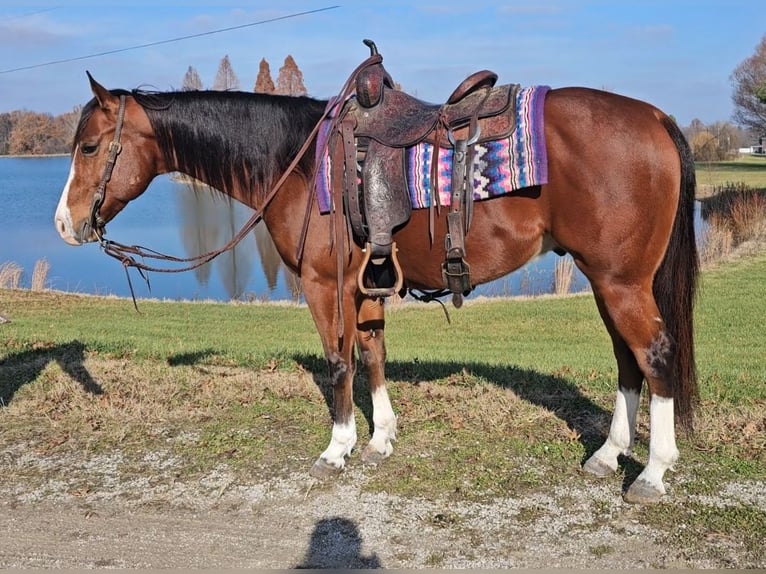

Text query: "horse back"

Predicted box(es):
[390, 87, 685, 291]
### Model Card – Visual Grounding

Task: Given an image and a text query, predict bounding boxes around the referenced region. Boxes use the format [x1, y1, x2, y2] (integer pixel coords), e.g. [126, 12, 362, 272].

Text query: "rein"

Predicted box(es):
[94, 54, 383, 317]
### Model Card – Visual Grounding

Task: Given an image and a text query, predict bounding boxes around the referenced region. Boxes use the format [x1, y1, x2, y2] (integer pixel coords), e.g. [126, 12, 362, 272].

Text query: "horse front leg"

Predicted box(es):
[356, 296, 397, 465]
[303, 281, 360, 478]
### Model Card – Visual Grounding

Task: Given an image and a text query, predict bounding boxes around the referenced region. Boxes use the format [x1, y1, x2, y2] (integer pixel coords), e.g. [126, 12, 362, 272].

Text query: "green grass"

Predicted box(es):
[696, 255, 766, 396]
[1, 254, 765, 564]
[0, 295, 322, 369]
[696, 155, 766, 191]
[3, 256, 765, 403]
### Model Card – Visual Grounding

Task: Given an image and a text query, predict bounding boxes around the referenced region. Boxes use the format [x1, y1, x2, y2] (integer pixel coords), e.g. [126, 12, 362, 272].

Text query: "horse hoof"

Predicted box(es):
[309, 458, 343, 479]
[623, 479, 664, 505]
[582, 456, 615, 478]
[360, 444, 389, 466]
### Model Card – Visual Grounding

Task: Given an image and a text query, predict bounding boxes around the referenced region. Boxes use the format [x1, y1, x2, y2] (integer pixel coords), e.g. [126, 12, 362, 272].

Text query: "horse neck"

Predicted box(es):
[145, 91, 325, 211]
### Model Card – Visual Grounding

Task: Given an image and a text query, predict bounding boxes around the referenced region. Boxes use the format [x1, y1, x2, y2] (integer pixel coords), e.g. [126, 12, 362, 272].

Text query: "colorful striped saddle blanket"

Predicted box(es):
[315, 85, 550, 213]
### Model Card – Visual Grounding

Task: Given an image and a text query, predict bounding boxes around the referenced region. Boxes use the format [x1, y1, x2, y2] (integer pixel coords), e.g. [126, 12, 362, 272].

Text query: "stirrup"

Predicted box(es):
[357, 242, 404, 298]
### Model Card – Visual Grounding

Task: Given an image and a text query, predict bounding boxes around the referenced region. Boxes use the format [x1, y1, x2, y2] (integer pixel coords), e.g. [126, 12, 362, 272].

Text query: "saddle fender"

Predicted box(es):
[361, 138, 412, 256]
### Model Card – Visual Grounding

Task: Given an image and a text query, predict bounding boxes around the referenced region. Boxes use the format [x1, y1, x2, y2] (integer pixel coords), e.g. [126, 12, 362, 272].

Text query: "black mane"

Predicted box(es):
[76, 88, 328, 203]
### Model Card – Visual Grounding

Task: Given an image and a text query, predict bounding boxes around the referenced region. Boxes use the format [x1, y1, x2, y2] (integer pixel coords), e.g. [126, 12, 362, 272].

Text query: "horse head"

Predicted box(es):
[54, 73, 162, 245]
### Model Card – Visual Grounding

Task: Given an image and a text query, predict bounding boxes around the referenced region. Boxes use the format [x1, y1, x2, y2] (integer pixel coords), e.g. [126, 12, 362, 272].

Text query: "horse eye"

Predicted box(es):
[80, 143, 99, 156]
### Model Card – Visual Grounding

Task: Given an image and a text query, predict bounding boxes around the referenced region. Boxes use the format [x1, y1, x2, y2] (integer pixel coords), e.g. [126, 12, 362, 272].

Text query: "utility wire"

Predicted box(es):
[3, 8, 59, 22]
[0, 6, 339, 74]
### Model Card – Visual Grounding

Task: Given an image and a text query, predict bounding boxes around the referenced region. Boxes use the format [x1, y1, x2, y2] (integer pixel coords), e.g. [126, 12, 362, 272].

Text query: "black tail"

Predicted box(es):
[654, 116, 700, 430]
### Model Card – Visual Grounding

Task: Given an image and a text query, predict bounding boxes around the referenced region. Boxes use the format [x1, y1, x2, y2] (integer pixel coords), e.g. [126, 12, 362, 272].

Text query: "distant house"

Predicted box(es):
[738, 137, 765, 156]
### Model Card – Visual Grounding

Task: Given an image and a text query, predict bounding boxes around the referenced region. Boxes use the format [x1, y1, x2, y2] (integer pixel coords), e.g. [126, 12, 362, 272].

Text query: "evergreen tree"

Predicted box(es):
[181, 66, 204, 91]
[275, 55, 307, 96]
[212, 55, 240, 91]
[253, 58, 275, 93]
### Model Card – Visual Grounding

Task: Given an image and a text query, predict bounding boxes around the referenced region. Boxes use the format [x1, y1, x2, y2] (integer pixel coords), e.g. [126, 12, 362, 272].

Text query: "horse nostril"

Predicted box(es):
[55, 217, 65, 236]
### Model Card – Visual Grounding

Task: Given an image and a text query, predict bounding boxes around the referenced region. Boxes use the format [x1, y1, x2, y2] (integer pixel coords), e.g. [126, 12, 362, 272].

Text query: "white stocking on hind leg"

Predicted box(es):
[583, 285, 679, 504]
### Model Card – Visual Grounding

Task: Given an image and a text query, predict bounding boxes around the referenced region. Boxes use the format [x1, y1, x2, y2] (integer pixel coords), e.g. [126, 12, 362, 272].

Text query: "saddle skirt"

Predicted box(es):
[315, 84, 550, 214]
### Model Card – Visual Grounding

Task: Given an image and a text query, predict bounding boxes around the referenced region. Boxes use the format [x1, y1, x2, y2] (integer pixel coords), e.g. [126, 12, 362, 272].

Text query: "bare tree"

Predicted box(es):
[7, 111, 63, 154]
[688, 120, 742, 161]
[731, 35, 766, 135]
[212, 55, 240, 91]
[253, 58, 275, 93]
[275, 55, 307, 96]
[182, 66, 204, 91]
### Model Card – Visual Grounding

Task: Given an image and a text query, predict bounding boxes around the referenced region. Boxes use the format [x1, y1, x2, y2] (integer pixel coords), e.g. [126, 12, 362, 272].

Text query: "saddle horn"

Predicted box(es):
[363, 39, 379, 56]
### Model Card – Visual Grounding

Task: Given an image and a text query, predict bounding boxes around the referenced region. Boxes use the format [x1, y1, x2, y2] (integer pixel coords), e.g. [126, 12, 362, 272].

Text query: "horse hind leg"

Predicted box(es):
[356, 296, 397, 465]
[583, 324, 642, 478]
[584, 283, 679, 504]
[625, 327, 680, 504]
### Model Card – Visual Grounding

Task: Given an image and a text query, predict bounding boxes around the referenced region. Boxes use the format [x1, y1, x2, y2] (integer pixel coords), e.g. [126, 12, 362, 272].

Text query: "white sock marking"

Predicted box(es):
[368, 386, 396, 457]
[588, 387, 640, 471]
[636, 395, 678, 493]
[319, 418, 357, 469]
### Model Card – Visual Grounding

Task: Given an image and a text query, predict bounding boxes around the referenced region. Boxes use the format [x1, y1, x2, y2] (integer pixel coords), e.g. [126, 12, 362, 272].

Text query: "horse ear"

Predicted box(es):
[86, 71, 118, 111]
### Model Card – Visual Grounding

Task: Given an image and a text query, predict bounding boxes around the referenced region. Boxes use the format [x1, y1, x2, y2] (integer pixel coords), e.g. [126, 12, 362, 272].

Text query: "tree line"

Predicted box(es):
[0, 53, 307, 156]
[2, 34, 766, 158]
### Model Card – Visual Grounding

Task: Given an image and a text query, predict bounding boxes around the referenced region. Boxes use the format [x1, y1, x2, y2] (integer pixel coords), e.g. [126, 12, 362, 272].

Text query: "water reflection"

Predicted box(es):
[174, 177, 299, 301]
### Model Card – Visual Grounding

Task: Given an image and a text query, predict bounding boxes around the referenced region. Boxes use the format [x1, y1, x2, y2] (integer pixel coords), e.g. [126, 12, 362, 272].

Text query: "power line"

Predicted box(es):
[3, 8, 60, 23]
[0, 6, 339, 75]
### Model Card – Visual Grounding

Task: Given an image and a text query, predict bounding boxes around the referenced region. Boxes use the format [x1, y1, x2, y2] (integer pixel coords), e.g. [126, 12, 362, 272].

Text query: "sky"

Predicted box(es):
[0, 1, 763, 126]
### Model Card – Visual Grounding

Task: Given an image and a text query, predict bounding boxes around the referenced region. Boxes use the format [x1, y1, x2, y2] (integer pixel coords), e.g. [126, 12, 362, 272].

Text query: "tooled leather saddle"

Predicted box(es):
[333, 40, 520, 300]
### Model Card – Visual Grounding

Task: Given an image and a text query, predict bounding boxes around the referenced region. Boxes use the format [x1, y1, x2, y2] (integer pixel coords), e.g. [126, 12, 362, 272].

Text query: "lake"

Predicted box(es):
[2, 155, 686, 302]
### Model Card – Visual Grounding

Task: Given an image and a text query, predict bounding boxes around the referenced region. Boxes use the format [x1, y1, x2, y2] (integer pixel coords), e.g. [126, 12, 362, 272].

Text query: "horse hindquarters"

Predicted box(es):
[542, 89, 698, 503]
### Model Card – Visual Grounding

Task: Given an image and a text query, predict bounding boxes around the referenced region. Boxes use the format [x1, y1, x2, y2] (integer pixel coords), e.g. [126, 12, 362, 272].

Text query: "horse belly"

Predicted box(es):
[392, 195, 548, 289]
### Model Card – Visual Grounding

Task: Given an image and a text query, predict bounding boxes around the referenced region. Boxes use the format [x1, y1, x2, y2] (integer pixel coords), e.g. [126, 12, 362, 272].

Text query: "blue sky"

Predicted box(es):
[0, 1, 762, 126]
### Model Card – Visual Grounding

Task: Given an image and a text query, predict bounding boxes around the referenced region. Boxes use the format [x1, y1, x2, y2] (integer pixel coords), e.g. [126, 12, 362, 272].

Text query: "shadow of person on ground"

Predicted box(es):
[0, 340, 102, 405]
[295, 516, 381, 569]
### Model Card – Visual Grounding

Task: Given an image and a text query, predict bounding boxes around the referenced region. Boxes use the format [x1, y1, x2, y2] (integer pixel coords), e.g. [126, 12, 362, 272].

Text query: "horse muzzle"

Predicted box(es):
[53, 213, 101, 246]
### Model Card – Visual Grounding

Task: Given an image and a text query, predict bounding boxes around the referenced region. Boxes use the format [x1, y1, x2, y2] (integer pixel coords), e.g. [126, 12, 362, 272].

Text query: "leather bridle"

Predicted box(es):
[86, 95, 127, 241]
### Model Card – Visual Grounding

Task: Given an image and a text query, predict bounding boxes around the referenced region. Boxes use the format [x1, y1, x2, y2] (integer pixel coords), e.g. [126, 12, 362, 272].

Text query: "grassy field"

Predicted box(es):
[695, 154, 766, 193]
[1, 253, 765, 560]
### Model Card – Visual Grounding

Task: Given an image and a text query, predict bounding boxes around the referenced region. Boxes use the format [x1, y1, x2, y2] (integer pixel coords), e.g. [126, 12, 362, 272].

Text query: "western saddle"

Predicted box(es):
[332, 40, 519, 301]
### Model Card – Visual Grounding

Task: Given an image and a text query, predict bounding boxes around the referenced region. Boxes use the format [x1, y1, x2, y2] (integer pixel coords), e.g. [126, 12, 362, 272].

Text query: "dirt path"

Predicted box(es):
[1, 456, 761, 569]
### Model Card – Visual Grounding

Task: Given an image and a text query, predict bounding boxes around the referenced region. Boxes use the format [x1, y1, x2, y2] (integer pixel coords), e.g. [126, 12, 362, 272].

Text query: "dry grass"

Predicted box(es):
[699, 183, 766, 267]
[553, 256, 574, 296]
[729, 191, 766, 243]
[31, 259, 49, 292]
[701, 183, 766, 244]
[0, 262, 22, 289]
[700, 214, 734, 265]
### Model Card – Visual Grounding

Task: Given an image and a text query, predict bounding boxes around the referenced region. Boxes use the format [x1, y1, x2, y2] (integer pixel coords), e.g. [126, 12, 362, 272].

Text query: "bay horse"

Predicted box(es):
[54, 60, 699, 504]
